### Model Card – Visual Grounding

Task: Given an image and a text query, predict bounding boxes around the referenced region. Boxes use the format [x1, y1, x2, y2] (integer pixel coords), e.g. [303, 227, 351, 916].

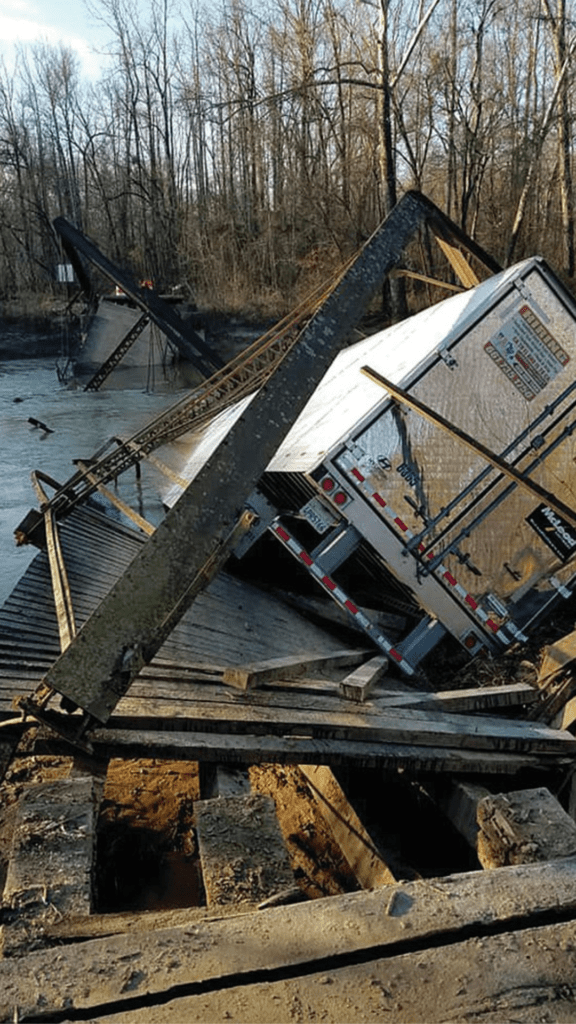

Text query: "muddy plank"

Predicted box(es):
[0, 774, 101, 956]
[5, 858, 576, 1019]
[439, 782, 576, 869]
[299, 764, 396, 887]
[222, 650, 370, 691]
[477, 787, 576, 868]
[195, 793, 294, 906]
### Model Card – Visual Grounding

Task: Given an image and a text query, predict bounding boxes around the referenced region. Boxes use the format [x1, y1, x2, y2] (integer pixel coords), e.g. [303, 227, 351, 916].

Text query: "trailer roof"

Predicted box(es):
[164, 258, 539, 503]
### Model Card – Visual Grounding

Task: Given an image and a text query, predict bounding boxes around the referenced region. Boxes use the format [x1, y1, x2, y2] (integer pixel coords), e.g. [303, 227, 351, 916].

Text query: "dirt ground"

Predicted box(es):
[0, 751, 360, 918]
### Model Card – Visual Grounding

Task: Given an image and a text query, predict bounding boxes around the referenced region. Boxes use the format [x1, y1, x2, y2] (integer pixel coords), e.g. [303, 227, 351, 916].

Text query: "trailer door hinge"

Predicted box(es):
[514, 279, 550, 323]
[438, 346, 458, 370]
[344, 440, 367, 463]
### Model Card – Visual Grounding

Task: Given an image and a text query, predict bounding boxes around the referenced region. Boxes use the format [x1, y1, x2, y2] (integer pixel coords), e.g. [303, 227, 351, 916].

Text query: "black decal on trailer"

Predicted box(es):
[526, 503, 576, 562]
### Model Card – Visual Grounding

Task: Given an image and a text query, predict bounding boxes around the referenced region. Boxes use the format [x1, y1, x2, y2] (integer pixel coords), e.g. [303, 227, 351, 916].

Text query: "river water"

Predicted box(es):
[0, 347, 192, 607]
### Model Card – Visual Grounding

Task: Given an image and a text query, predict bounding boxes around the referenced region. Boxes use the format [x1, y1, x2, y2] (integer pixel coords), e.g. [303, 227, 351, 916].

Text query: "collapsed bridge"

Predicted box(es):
[2, 191, 576, 1021]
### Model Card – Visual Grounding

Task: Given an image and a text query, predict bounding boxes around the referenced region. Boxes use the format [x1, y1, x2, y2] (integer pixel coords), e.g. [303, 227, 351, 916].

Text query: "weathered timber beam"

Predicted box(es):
[438, 781, 576, 869]
[0, 775, 101, 957]
[100, 698, 576, 754]
[222, 650, 370, 691]
[34, 727, 557, 774]
[299, 763, 396, 887]
[53, 217, 222, 377]
[3, 857, 576, 1020]
[88, 919, 576, 1024]
[35, 192, 457, 726]
[477, 787, 576, 867]
[339, 655, 389, 702]
[379, 682, 539, 713]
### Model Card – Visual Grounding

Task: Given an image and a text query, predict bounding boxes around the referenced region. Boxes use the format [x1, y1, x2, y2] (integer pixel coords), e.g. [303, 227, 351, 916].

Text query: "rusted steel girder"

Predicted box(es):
[53, 217, 223, 378]
[30, 192, 500, 726]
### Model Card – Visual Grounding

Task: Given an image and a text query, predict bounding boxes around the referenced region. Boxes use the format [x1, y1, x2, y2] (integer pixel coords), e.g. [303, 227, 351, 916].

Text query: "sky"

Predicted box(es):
[0, 0, 114, 78]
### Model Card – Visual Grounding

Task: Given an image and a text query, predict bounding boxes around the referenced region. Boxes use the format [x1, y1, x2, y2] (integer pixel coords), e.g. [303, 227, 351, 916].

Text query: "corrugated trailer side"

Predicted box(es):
[166, 257, 576, 674]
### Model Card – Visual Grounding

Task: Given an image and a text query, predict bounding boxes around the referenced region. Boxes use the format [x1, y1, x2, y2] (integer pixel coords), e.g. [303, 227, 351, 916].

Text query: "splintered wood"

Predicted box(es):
[477, 787, 576, 868]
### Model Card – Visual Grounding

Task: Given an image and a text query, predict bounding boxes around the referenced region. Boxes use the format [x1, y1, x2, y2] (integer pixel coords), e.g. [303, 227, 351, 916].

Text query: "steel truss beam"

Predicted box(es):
[53, 217, 223, 377]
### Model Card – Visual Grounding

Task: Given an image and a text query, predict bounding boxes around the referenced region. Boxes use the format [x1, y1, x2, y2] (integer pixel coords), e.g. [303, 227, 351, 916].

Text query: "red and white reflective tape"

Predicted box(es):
[344, 463, 515, 645]
[270, 520, 415, 676]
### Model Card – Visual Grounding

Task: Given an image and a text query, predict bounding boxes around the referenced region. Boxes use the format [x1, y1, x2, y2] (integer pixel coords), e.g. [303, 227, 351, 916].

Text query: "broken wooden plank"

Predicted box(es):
[299, 764, 395, 887]
[438, 782, 576, 869]
[432, 681, 538, 712]
[477, 787, 576, 868]
[195, 793, 294, 906]
[339, 656, 388, 702]
[371, 682, 538, 713]
[222, 650, 370, 691]
[538, 628, 576, 686]
[4, 857, 576, 1019]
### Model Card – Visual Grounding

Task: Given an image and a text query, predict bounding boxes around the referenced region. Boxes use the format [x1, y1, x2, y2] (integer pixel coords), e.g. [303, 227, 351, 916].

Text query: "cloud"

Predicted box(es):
[0, 13, 107, 78]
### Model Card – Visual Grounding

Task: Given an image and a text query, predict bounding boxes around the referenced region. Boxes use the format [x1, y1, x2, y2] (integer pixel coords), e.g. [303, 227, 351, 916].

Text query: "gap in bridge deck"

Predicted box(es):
[95, 759, 203, 913]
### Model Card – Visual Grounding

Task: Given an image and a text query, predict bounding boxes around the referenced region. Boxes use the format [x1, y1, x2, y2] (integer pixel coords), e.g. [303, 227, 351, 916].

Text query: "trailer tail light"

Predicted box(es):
[464, 631, 481, 651]
[319, 474, 351, 509]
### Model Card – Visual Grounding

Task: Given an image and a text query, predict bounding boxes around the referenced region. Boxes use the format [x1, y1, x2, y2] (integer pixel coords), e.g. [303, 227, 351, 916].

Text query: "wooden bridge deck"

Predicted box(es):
[0, 506, 358, 701]
[0, 506, 574, 772]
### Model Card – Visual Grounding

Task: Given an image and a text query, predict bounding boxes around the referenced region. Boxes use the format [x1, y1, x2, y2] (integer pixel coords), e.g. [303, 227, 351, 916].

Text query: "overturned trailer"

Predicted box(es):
[165, 256, 576, 675]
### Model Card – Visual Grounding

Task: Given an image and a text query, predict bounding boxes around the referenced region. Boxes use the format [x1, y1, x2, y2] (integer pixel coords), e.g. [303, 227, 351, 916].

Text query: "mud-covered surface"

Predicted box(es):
[0, 754, 74, 900]
[250, 764, 359, 899]
[0, 753, 361, 923]
[96, 759, 201, 912]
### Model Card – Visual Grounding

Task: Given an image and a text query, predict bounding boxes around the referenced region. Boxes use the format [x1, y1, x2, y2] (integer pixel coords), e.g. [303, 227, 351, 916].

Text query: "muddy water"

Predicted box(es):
[0, 353, 191, 607]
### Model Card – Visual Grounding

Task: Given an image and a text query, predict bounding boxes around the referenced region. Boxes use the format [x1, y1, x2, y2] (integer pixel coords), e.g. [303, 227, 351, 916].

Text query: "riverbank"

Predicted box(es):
[0, 312, 74, 360]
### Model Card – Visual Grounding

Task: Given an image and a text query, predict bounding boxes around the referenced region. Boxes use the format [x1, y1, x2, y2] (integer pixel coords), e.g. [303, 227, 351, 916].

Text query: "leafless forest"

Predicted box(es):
[1, 0, 575, 315]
